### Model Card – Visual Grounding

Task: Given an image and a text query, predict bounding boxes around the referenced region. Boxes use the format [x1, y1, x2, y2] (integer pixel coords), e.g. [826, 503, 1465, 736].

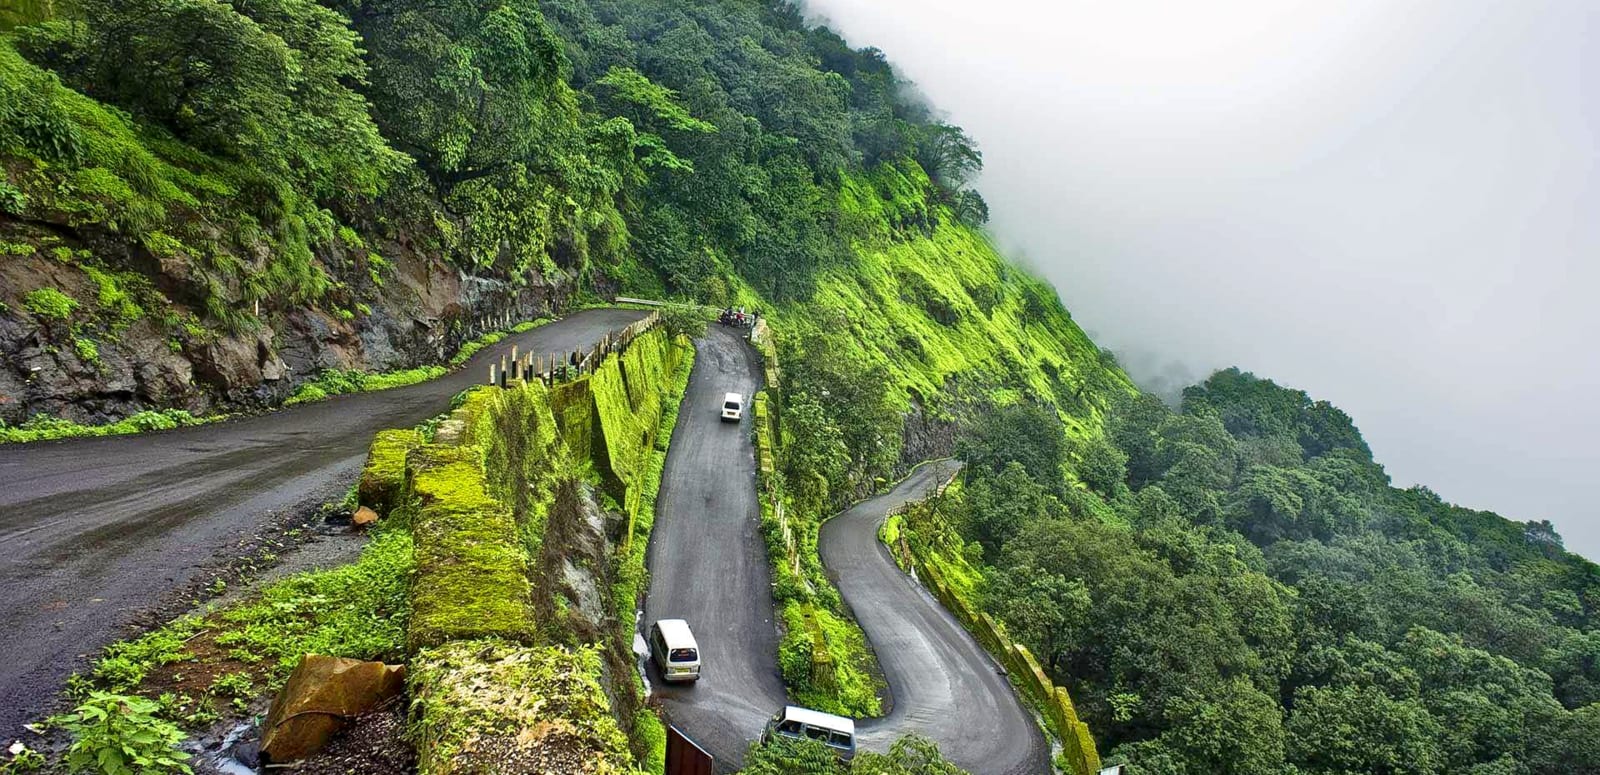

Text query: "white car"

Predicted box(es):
[721, 392, 744, 423]
[762, 705, 857, 760]
[648, 618, 700, 683]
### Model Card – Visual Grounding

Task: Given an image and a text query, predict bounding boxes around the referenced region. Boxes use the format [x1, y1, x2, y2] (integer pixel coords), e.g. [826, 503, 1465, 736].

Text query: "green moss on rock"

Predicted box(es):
[359, 429, 424, 514]
[409, 639, 636, 775]
[406, 445, 535, 651]
[549, 379, 597, 463]
[590, 329, 672, 519]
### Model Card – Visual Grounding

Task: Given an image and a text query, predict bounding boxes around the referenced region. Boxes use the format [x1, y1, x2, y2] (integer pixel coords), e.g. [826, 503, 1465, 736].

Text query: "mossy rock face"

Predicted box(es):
[405, 444, 535, 651]
[591, 328, 671, 512]
[409, 639, 635, 775]
[460, 381, 566, 556]
[359, 429, 425, 514]
[548, 379, 596, 463]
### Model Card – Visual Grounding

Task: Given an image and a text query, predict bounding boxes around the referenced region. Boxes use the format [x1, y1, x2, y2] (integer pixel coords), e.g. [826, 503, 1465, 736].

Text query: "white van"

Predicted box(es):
[721, 392, 743, 423]
[648, 618, 700, 682]
[761, 705, 857, 761]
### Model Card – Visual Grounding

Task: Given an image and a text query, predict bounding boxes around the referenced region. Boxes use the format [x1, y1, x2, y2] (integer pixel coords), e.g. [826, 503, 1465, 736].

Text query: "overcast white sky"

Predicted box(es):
[804, 0, 1600, 559]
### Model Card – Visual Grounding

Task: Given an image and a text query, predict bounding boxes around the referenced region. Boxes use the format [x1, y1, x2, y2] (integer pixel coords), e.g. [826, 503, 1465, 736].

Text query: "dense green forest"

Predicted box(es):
[7, 1, 1596, 774]
[921, 370, 1600, 773]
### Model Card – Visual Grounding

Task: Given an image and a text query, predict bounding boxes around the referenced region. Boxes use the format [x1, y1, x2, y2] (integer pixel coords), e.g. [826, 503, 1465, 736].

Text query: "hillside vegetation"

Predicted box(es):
[904, 370, 1600, 774]
[7, 3, 1594, 775]
[0, 0, 1119, 446]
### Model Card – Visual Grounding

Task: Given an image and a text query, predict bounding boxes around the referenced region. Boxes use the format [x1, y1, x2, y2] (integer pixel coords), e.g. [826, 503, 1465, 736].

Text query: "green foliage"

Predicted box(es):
[0, 0, 59, 31]
[72, 335, 99, 364]
[284, 366, 447, 406]
[740, 736, 845, 774]
[957, 402, 1068, 491]
[0, 409, 208, 444]
[594, 65, 712, 174]
[781, 339, 902, 504]
[778, 602, 883, 718]
[0, 742, 45, 774]
[83, 266, 144, 323]
[80, 525, 414, 698]
[740, 733, 968, 774]
[85, 619, 204, 694]
[950, 367, 1600, 774]
[0, 180, 26, 213]
[50, 693, 192, 775]
[331, 0, 634, 277]
[633, 708, 667, 775]
[23, 286, 76, 319]
[0, 37, 346, 321]
[450, 331, 506, 367]
[0, 40, 85, 163]
[1285, 684, 1443, 773]
[20, 0, 403, 198]
[657, 304, 707, 340]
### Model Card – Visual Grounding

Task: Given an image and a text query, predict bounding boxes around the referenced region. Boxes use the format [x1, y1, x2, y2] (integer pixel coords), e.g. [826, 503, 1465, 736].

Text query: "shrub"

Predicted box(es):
[284, 366, 446, 406]
[659, 303, 708, 339]
[50, 692, 192, 775]
[0, 180, 25, 214]
[24, 287, 77, 319]
[73, 336, 98, 364]
[0, 36, 85, 164]
[0, 409, 206, 444]
[1, 742, 45, 772]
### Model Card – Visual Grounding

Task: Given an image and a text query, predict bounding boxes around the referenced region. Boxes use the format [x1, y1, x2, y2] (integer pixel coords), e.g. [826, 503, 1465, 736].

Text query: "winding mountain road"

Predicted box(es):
[0, 307, 649, 739]
[643, 325, 784, 767]
[3, 311, 1050, 771]
[644, 328, 1049, 772]
[821, 461, 1050, 774]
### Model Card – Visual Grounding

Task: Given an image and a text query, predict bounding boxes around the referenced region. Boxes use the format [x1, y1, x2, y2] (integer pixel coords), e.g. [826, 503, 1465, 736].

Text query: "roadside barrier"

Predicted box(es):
[487, 310, 662, 389]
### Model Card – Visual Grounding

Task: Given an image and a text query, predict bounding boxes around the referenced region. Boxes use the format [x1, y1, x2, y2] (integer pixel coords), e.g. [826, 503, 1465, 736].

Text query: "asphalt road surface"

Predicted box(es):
[643, 325, 784, 769]
[644, 329, 1049, 773]
[821, 460, 1051, 774]
[0, 307, 648, 738]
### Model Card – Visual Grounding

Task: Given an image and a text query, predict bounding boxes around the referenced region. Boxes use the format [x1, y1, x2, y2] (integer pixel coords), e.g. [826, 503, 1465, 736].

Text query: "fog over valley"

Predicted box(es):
[803, 0, 1600, 559]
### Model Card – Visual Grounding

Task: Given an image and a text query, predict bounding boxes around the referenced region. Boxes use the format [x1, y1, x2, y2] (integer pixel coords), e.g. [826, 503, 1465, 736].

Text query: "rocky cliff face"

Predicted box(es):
[0, 211, 574, 427]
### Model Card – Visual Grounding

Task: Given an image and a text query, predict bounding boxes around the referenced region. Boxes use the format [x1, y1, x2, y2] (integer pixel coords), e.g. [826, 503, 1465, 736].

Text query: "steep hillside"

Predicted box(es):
[1, 0, 1122, 454]
[0, 0, 640, 429]
[902, 369, 1600, 774]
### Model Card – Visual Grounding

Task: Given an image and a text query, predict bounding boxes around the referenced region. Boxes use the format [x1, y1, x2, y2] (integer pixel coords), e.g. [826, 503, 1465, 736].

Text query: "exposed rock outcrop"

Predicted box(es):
[0, 213, 574, 426]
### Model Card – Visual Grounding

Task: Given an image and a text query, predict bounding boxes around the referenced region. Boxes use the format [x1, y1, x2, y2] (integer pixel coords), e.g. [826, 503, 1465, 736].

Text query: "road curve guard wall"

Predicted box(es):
[902, 522, 1102, 775]
[359, 321, 683, 774]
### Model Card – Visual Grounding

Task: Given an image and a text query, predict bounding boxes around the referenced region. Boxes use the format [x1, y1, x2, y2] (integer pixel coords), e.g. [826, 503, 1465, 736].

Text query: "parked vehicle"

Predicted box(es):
[717, 307, 756, 328]
[648, 619, 700, 683]
[721, 392, 744, 422]
[761, 705, 856, 760]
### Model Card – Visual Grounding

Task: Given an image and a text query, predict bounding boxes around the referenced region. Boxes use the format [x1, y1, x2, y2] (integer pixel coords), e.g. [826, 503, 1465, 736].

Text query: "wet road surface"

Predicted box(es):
[821, 460, 1050, 774]
[643, 325, 783, 769]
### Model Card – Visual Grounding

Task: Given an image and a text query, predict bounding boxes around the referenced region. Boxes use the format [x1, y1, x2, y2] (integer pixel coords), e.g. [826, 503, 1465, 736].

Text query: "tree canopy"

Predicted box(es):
[947, 369, 1600, 774]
